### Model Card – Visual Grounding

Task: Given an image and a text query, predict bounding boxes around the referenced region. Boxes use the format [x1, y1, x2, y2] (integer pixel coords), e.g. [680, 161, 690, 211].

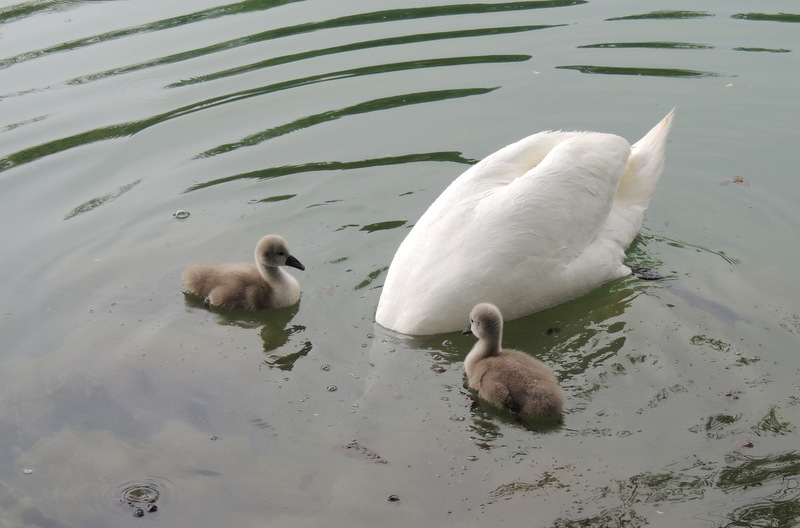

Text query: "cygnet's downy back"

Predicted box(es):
[463, 303, 564, 419]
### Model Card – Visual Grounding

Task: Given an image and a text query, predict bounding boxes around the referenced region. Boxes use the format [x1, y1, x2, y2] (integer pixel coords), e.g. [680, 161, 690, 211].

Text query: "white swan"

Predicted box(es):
[376, 110, 674, 334]
[463, 303, 564, 418]
[182, 235, 304, 310]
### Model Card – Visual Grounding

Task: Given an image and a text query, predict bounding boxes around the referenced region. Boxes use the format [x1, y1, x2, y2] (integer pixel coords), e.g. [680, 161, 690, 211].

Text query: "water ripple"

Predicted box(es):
[94, 475, 179, 519]
[732, 12, 800, 23]
[606, 10, 714, 21]
[195, 86, 499, 159]
[0, 0, 80, 25]
[184, 151, 476, 193]
[63, 178, 142, 220]
[168, 25, 561, 88]
[578, 41, 713, 50]
[0, 57, 509, 173]
[556, 65, 719, 78]
[0, 0, 301, 70]
[50, 1, 582, 85]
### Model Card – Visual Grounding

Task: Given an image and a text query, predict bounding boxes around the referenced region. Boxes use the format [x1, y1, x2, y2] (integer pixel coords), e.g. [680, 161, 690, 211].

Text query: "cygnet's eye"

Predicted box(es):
[278, 251, 286, 256]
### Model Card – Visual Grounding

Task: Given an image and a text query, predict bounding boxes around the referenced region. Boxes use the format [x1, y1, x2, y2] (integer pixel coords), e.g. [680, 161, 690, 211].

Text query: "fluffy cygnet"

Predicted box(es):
[463, 303, 564, 418]
[182, 235, 304, 310]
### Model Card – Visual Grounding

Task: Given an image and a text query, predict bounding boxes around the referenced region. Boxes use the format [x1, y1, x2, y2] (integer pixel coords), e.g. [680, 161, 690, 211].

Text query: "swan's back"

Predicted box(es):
[376, 111, 674, 335]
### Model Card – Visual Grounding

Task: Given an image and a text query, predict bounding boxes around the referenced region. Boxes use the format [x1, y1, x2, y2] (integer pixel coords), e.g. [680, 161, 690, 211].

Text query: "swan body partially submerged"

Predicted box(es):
[376, 110, 675, 334]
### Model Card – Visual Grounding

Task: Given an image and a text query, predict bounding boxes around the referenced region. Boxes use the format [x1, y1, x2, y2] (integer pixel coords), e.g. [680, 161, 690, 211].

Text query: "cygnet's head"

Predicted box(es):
[256, 235, 305, 270]
[462, 303, 503, 340]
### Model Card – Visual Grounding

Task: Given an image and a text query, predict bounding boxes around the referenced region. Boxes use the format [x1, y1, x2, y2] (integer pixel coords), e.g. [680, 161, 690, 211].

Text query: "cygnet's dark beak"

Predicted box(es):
[462, 325, 473, 335]
[286, 255, 305, 271]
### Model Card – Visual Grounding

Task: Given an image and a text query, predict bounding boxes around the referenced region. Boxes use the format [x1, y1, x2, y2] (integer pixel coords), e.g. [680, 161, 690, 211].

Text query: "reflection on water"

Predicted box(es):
[262, 330, 311, 370]
[184, 294, 312, 370]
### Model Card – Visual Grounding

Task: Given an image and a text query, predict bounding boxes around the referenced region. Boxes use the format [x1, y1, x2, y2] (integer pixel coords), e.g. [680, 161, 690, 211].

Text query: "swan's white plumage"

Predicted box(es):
[376, 110, 675, 335]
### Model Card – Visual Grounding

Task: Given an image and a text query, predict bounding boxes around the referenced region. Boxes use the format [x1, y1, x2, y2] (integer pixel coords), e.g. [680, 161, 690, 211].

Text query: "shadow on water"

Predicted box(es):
[624, 232, 751, 325]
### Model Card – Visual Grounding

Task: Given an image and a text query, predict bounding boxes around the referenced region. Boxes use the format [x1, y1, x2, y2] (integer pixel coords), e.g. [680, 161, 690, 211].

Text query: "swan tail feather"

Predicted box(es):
[610, 109, 675, 246]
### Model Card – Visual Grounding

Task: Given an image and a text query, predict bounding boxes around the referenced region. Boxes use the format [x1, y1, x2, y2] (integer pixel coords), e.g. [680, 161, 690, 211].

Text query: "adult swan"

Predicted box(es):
[376, 110, 675, 335]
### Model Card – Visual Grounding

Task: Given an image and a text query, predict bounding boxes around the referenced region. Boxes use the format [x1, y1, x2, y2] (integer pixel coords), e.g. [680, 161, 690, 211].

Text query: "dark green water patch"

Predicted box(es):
[0, 0, 82, 25]
[732, 12, 800, 23]
[355, 266, 389, 290]
[52, 1, 582, 84]
[752, 407, 793, 437]
[63, 179, 142, 220]
[1, 0, 303, 70]
[249, 194, 296, 204]
[606, 10, 713, 21]
[734, 47, 791, 53]
[0, 57, 501, 172]
[718, 451, 800, 490]
[185, 152, 476, 193]
[578, 41, 712, 50]
[195, 85, 500, 159]
[169, 26, 558, 88]
[557, 65, 718, 78]
[360, 221, 407, 233]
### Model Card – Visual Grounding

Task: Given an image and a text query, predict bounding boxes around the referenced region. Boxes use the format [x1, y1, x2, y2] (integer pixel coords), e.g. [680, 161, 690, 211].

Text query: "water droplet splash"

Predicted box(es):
[121, 484, 159, 505]
[173, 209, 190, 219]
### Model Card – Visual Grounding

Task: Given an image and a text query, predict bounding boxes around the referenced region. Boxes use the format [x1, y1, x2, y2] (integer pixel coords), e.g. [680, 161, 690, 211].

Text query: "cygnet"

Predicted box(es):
[463, 303, 564, 418]
[182, 235, 304, 310]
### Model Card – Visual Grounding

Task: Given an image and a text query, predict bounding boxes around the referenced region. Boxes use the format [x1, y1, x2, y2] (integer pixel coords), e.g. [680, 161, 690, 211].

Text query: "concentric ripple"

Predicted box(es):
[94, 476, 178, 518]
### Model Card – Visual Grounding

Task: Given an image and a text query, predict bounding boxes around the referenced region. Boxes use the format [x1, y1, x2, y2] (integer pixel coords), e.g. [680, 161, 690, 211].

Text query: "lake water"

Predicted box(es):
[2, 1, 800, 526]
